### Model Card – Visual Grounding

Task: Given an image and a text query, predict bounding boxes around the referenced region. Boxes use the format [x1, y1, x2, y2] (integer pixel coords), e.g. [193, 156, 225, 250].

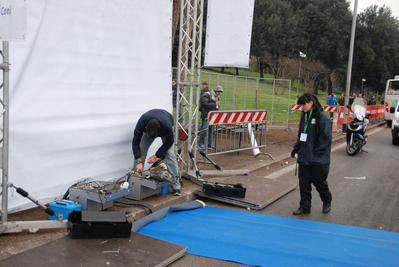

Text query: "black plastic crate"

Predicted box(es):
[202, 182, 246, 198]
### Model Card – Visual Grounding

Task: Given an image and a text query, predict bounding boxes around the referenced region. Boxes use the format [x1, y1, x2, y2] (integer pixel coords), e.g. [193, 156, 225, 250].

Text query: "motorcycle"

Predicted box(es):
[346, 98, 370, 156]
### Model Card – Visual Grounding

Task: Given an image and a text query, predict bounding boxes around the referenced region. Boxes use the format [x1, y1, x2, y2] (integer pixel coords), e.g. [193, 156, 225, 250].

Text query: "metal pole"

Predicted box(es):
[362, 80, 364, 95]
[296, 59, 302, 102]
[193, 0, 204, 162]
[286, 80, 292, 131]
[1, 41, 10, 223]
[271, 79, 276, 126]
[362, 78, 366, 95]
[343, 0, 358, 133]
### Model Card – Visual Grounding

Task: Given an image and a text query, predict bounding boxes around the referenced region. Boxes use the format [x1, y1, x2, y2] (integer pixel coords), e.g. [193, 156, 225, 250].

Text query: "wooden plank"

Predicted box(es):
[196, 175, 296, 210]
[224, 175, 296, 208]
[0, 232, 187, 267]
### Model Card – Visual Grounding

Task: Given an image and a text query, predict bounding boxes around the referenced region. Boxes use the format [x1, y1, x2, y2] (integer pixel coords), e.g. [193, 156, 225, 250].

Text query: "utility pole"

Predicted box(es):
[362, 78, 366, 95]
[343, 0, 358, 133]
[296, 52, 306, 102]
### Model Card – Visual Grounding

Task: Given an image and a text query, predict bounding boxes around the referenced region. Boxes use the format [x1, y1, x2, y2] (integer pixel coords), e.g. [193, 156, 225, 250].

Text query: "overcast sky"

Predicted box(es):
[349, 0, 399, 18]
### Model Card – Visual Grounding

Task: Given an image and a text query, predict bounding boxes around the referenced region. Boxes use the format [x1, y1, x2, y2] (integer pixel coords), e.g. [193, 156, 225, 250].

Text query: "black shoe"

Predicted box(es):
[293, 208, 310, 215]
[323, 202, 331, 213]
[172, 189, 181, 196]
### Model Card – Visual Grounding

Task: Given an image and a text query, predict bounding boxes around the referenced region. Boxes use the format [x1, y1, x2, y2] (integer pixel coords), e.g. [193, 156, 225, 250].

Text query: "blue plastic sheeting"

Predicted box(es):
[138, 206, 399, 267]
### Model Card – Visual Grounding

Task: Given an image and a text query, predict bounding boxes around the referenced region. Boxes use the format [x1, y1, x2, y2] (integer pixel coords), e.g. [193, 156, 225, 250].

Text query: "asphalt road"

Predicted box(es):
[261, 125, 399, 232]
[171, 124, 399, 266]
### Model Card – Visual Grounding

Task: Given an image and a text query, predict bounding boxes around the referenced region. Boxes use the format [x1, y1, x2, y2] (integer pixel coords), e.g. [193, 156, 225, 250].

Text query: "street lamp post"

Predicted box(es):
[362, 78, 366, 95]
[343, 0, 358, 133]
[296, 52, 307, 102]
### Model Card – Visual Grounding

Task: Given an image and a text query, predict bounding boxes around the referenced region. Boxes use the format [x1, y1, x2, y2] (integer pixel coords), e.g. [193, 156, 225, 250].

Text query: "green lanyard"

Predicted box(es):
[303, 111, 312, 133]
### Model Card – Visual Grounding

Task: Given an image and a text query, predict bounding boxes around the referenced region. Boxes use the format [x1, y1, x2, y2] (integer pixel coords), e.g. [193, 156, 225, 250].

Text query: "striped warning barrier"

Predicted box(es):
[290, 104, 302, 111]
[202, 110, 272, 159]
[290, 104, 338, 112]
[324, 106, 337, 112]
[208, 111, 267, 125]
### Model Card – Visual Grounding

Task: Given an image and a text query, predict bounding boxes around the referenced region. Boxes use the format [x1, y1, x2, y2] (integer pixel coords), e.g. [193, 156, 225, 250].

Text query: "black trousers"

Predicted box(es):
[298, 164, 332, 210]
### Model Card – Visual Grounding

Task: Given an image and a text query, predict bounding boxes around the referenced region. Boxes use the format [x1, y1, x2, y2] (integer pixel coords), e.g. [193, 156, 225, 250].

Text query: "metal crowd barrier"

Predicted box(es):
[200, 110, 274, 160]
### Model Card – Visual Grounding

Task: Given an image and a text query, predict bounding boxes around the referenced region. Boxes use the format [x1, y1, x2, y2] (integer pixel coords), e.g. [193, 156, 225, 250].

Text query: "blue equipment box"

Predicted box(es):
[49, 200, 81, 220]
[161, 185, 169, 195]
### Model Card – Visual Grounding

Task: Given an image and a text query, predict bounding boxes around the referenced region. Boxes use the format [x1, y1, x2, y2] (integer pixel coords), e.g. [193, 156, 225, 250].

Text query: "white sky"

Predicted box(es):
[350, 0, 399, 18]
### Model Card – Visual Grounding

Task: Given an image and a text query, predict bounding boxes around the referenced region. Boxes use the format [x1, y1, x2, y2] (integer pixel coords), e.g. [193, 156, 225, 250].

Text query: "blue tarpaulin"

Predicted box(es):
[138, 206, 399, 266]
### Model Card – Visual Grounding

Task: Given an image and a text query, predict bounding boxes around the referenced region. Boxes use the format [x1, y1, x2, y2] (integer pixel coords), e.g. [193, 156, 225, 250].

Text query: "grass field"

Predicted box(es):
[175, 68, 331, 124]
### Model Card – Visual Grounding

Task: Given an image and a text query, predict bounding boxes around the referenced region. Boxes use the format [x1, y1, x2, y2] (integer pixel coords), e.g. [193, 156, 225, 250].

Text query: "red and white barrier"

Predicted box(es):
[208, 111, 267, 125]
[291, 104, 302, 111]
[290, 104, 384, 126]
[204, 110, 272, 159]
[338, 105, 384, 125]
[290, 104, 337, 112]
[323, 106, 337, 112]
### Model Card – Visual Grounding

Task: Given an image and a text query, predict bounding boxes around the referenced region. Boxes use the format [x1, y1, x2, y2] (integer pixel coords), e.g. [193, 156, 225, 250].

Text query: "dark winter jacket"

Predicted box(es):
[172, 84, 177, 107]
[293, 107, 332, 165]
[338, 97, 345, 106]
[200, 90, 219, 120]
[199, 86, 209, 110]
[132, 109, 174, 159]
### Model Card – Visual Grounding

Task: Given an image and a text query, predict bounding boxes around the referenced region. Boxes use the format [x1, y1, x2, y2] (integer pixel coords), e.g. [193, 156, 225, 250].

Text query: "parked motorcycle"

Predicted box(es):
[346, 98, 370, 156]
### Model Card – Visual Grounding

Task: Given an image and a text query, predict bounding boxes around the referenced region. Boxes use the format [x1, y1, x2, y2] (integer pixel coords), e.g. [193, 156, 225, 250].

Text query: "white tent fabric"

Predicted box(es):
[5, 0, 173, 212]
[204, 0, 255, 68]
[0, 0, 27, 41]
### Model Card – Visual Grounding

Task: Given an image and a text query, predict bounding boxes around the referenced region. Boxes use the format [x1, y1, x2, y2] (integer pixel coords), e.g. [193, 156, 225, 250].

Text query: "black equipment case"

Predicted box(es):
[67, 210, 132, 239]
[202, 181, 246, 198]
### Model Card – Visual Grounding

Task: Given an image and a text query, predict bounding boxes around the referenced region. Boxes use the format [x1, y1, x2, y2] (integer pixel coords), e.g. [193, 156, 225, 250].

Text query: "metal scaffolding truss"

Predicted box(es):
[0, 42, 10, 225]
[175, 0, 204, 174]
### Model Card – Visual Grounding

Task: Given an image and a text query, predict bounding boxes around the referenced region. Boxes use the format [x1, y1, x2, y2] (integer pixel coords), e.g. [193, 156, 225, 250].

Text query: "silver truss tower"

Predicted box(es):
[175, 0, 204, 174]
[0, 41, 10, 224]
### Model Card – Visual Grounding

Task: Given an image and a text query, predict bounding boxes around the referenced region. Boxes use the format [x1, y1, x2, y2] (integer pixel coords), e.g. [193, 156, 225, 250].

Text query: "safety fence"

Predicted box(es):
[288, 104, 384, 129]
[290, 104, 338, 113]
[338, 105, 384, 125]
[200, 110, 273, 160]
[200, 71, 293, 128]
[288, 105, 338, 130]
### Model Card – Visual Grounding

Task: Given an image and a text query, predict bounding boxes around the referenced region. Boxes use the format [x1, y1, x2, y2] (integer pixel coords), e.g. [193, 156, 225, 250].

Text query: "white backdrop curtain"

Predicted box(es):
[204, 0, 255, 68]
[4, 0, 173, 212]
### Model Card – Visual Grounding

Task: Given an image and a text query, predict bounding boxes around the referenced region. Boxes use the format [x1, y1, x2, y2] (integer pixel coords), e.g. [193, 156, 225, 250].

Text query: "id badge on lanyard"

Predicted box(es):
[300, 132, 308, 142]
[300, 111, 312, 142]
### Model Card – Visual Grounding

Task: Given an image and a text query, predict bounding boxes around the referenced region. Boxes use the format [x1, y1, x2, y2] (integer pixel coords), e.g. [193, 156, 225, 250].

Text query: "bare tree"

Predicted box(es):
[172, 0, 181, 50]
[300, 61, 330, 94]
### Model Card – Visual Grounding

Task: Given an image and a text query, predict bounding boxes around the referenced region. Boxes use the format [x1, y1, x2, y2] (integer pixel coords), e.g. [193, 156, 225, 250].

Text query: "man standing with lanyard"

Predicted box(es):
[291, 93, 333, 215]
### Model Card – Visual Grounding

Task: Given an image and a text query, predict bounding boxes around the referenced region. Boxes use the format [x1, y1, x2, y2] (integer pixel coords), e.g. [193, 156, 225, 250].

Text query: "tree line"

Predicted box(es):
[172, 0, 399, 95]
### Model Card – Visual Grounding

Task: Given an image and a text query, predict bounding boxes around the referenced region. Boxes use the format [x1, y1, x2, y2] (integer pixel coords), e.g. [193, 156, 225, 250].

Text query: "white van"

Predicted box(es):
[390, 102, 399, 145]
[384, 75, 399, 127]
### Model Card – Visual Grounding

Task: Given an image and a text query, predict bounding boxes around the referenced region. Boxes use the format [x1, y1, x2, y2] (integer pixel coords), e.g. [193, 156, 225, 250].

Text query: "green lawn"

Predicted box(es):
[175, 68, 331, 124]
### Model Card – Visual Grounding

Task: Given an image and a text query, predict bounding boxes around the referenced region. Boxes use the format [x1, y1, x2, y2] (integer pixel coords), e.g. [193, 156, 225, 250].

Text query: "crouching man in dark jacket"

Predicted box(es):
[291, 93, 333, 215]
[132, 109, 181, 196]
